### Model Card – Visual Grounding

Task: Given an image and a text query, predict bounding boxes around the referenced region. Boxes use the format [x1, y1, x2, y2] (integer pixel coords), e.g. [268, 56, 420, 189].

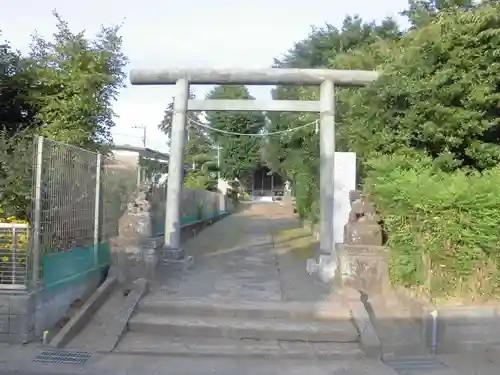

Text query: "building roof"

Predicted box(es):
[112, 144, 170, 161]
[112, 144, 194, 170]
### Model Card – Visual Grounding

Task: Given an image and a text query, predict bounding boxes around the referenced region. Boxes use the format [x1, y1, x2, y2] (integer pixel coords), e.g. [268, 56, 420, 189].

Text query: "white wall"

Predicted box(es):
[334, 152, 357, 245]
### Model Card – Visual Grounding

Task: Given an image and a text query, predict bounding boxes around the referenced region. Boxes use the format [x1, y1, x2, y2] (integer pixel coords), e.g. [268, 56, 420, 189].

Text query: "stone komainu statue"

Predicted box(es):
[338, 190, 389, 294]
[344, 190, 383, 246]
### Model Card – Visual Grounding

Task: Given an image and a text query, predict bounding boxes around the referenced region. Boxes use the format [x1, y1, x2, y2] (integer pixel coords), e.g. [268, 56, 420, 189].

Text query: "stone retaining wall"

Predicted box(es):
[393, 287, 500, 354]
[0, 271, 103, 344]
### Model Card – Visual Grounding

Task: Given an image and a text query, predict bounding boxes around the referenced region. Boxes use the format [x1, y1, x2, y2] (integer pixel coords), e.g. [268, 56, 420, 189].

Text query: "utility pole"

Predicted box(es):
[217, 143, 221, 182]
[216, 142, 226, 213]
[133, 125, 147, 148]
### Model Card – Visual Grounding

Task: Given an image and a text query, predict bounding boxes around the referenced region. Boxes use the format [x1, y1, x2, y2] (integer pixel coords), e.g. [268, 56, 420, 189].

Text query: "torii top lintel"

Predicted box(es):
[129, 68, 379, 87]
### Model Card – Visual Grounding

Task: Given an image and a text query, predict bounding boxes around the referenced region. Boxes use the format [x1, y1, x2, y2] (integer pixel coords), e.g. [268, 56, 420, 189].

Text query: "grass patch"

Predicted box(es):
[272, 226, 318, 260]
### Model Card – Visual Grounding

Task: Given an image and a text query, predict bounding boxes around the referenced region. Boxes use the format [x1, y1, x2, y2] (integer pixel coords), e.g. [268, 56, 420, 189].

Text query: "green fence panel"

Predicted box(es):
[42, 242, 109, 290]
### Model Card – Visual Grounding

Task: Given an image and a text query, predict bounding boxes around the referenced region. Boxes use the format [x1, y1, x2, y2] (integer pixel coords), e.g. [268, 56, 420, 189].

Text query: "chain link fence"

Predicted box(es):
[0, 136, 138, 290]
[37, 138, 98, 254]
[0, 134, 230, 290]
[30, 138, 101, 287]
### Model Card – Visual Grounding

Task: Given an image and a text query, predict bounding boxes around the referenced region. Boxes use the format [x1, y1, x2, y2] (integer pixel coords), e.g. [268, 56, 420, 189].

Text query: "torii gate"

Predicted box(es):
[129, 68, 378, 279]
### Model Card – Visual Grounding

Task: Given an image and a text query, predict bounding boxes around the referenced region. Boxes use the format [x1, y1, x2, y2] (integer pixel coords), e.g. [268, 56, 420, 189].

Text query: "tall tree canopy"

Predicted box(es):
[205, 85, 265, 182]
[28, 11, 127, 149]
[157, 90, 218, 189]
[1, 11, 127, 149]
[262, 0, 500, 297]
[0, 11, 127, 217]
[263, 15, 401, 221]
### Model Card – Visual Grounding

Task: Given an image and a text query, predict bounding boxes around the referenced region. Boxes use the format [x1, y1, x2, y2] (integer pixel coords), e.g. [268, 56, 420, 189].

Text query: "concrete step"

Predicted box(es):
[382, 341, 430, 359]
[138, 298, 350, 321]
[115, 333, 364, 360]
[128, 313, 360, 342]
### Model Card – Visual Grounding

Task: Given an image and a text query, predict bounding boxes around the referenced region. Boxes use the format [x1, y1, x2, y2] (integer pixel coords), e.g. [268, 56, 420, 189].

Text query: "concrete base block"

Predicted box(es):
[318, 255, 338, 283]
[164, 255, 194, 271]
[306, 258, 319, 275]
[306, 255, 338, 283]
[162, 248, 185, 261]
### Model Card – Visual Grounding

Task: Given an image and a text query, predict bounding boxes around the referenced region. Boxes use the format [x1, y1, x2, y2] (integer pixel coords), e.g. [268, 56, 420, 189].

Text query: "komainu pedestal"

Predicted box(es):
[338, 191, 389, 294]
[344, 193, 382, 246]
[109, 183, 157, 283]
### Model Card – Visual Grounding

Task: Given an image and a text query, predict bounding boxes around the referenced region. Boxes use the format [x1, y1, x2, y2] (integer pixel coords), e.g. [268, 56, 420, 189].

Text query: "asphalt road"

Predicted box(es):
[0, 356, 399, 375]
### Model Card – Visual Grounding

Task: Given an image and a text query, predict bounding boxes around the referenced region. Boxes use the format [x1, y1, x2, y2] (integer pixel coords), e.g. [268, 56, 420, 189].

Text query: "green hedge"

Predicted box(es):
[363, 150, 500, 300]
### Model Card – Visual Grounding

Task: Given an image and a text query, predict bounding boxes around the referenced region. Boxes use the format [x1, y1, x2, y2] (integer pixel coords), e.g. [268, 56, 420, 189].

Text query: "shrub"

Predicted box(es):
[294, 170, 319, 224]
[364, 150, 500, 300]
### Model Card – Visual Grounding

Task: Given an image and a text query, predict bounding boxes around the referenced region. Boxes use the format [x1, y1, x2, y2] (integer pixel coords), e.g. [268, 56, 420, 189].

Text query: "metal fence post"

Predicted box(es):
[93, 153, 102, 268]
[32, 136, 44, 287]
[11, 225, 17, 285]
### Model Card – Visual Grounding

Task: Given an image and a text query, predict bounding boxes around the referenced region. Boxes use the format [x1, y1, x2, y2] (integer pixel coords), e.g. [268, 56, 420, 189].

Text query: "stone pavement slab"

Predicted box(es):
[149, 203, 335, 304]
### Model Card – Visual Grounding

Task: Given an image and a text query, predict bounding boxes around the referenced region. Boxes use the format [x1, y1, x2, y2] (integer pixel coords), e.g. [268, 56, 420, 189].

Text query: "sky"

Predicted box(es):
[1, 0, 409, 152]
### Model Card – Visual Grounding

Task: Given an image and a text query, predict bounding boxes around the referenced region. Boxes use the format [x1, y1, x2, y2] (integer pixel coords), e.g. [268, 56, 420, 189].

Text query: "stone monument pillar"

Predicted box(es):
[109, 183, 157, 284]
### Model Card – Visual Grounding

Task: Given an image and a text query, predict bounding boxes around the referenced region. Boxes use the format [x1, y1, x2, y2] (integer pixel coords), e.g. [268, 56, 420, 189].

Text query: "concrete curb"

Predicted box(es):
[139, 299, 350, 321]
[113, 341, 364, 360]
[97, 278, 148, 353]
[392, 286, 500, 355]
[49, 276, 117, 349]
[127, 314, 359, 342]
[340, 288, 382, 359]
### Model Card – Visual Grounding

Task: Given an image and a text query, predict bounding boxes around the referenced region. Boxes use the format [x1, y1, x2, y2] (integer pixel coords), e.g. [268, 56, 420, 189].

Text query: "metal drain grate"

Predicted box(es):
[34, 350, 92, 365]
[384, 356, 446, 374]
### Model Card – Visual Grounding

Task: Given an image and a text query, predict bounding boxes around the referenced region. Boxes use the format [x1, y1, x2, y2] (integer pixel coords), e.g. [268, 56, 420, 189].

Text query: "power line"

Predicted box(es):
[112, 132, 145, 137]
[188, 118, 318, 137]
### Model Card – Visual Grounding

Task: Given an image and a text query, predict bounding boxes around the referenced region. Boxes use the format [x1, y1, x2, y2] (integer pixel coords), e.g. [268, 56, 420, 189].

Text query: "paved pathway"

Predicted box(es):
[149, 202, 332, 303]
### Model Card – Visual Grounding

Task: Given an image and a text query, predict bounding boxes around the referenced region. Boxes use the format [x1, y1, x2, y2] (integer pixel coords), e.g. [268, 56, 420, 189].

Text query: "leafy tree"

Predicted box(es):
[158, 90, 218, 189]
[341, 1, 500, 171]
[158, 90, 200, 137]
[402, 0, 474, 29]
[0, 12, 128, 219]
[0, 35, 40, 135]
[205, 85, 265, 183]
[262, 0, 500, 297]
[184, 126, 216, 170]
[27, 11, 128, 150]
[184, 168, 217, 191]
[263, 16, 401, 220]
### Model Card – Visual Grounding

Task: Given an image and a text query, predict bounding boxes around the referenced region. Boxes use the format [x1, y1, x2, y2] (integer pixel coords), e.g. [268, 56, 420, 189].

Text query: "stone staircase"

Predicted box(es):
[115, 298, 366, 360]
